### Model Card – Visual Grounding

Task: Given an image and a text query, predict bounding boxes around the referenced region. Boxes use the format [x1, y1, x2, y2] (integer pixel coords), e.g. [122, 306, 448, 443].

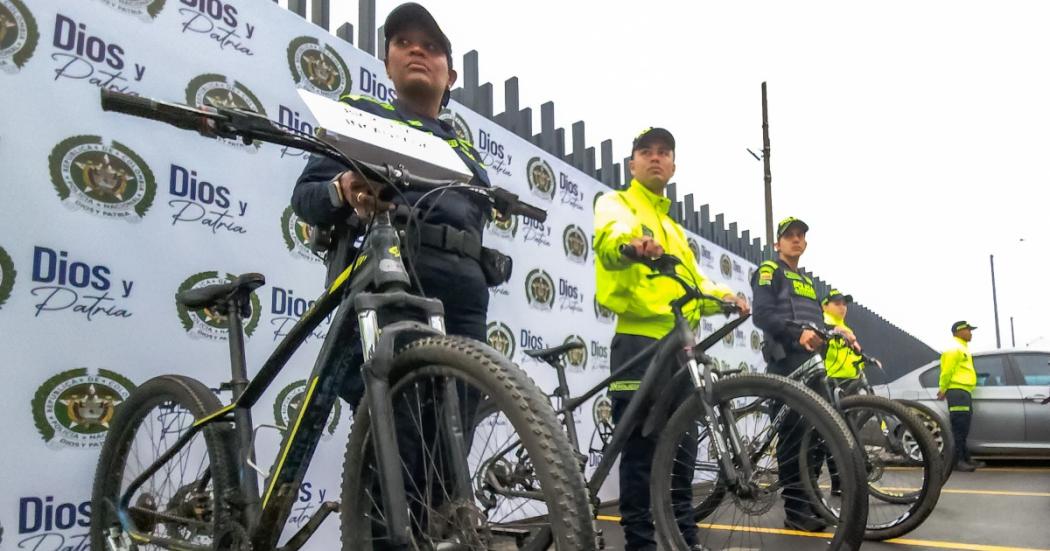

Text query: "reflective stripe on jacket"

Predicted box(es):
[593, 179, 732, 339]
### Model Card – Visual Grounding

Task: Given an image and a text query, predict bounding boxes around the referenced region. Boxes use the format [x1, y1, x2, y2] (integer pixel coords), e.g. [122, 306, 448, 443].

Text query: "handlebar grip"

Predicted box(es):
[100, 89, 208, 133]
[619, 243, 640, 260]
[513, 202, 547, 223]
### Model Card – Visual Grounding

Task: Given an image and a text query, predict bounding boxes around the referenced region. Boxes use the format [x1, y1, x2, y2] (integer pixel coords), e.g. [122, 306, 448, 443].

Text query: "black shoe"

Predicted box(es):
[970, 459, 987, 469]
[784, 513, 828, 532]
[954, 460, 976, 472]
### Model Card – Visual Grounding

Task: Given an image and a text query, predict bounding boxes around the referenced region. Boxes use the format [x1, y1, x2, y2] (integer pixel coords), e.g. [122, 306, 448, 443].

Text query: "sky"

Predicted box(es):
[309, 0, 1050, 353]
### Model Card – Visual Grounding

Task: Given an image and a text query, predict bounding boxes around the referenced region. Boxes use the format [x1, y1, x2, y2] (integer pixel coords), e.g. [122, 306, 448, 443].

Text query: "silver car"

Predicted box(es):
[878, 349, 1050, 457]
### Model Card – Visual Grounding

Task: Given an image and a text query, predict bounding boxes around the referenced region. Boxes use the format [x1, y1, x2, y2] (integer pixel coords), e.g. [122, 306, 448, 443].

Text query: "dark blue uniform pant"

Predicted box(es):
[609, 333, 699, 550]
[946, 389, 973, 464]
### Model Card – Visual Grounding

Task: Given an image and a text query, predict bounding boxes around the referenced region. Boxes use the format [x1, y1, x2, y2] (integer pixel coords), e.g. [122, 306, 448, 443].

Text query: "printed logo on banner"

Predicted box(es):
[0, 0, 38, 73]
[751, 329, 761, 351]
[722, 328, 734, 348]
[687, 238, 701, 262]
[719, 253, 732, 278]
[29, 246, 134, 321]
[438, 109, 472, 146]
[701, 318, 714, 335]
[732, 259, 744, 281]
[748, 267, 755, 283]
[593, 296, 616, 324]
[589, 339, 609, 370]
[276, 103, 316, 160]
[185, 73, 267, 151]
[524, 269, 554, 311]
[735, 327, 746, 348]
[486, 321, 515, 360]
[287, 35, 352, 99]
[441, 109, 513, 178]
[486, 213, 518, 241]
[176, 0, 257, 57]
[0, 244, 15, 309]
[167, 163, 248, 235]
[281, 206, 321, 263]
[557, 276, 584, 313]
[32, 368, 135, 449]
[176, 271, 261, 340]
[700, 245, 714, 269]
[274, 379, 341, 441]
[588, 394, 614, 466]
[526, 157, 556, 201]
[739, 361, 752, 374]
[563, 224, 589, 263]
[522, 217, 552, 248]
[93, 0, 167, 20]
[562, 335, 587, 372]
[592, 191, 604, 213]
[15, 494, 92, 547]
[49, 135, 156, 221]
[270, 285, 328, 342]
[50, 14, 148, 92]
[558, 171, 584, 210]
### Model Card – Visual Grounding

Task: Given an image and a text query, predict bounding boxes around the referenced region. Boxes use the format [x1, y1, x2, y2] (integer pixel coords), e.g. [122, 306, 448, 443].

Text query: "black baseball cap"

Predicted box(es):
[384, 3, 453, 68]
[822, 289, 853, 306]
[777, 216, 809, 239]
[951, 321, 977, 334]
[632, 127, 675, 152]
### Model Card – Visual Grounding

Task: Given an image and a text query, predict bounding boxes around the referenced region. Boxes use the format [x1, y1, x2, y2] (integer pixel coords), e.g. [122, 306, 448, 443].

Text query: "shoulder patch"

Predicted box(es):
[760, 260, 779, 270]
[758, 271, 774, 286]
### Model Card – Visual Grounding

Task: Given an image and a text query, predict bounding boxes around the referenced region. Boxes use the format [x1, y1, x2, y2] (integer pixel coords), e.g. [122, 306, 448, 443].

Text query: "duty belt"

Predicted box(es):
[407, 221, 482, 261]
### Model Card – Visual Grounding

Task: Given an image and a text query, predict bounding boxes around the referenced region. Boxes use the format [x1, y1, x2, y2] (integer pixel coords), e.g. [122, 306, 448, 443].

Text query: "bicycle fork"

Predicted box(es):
[684, 352, 757, 490]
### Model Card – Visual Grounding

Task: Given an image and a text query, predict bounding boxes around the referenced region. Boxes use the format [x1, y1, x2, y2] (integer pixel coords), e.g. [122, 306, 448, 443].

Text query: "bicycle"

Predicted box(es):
[469, 248, 869, 550]
[782, 320, 944, 540]
[89, 90, 596, 551]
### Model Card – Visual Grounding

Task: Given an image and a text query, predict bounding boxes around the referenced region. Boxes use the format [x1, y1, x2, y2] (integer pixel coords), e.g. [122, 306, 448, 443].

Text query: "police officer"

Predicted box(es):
[938, 321, 983, 472]
[292, 3, 492, 407]
[594, 127, 748, 551]
[750, 216, 828, 531]
[822, 289, 866, 388]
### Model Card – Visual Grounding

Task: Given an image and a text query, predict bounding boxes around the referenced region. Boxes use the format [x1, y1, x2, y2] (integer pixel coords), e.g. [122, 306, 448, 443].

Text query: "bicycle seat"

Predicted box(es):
[524, 342, 586, 365]
[177, 273, 265, 310]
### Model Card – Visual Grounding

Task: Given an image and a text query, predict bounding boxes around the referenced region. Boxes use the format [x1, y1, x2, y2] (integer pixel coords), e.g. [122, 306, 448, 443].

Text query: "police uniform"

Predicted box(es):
[822, 289, 865, 390]
[593, 128, 732, 551]
[939, 321, 979, 468]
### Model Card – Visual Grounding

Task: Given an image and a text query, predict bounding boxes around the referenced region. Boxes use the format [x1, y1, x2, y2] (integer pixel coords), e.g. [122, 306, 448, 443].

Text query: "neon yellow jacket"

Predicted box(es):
[593, 179, 733, 339]
[939, 337, 977, 393]
[823, 312, 863, 379]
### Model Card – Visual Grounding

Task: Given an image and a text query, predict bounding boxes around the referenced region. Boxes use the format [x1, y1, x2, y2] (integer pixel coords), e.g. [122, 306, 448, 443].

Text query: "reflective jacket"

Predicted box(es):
[593, 179, 732, 339]
[751, 259, 823, 352]
[939, 337, 977, 393]
[823, 312, 863, 379]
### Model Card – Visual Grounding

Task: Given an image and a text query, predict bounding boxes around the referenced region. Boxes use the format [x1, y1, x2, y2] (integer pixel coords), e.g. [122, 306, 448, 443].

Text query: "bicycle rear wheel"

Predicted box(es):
[341, 336, 595, 551]
[651, 373, 867, 551]
[90, 375, 238, 551]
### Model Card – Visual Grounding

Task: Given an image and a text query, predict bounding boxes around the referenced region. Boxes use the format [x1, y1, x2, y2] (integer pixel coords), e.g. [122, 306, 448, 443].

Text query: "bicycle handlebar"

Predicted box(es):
[99, 90, 547, 223]
[617, 244, 742, 316]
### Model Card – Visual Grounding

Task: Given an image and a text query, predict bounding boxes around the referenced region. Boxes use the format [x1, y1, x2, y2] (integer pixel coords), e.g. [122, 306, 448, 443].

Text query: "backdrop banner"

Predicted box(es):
[0, 1, 763, 547]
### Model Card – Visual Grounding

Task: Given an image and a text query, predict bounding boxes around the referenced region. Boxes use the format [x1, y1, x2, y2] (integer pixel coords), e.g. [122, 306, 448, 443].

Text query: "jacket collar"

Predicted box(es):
[824, 311, 846, 327]
[953, 336, 970, 350]
[628, 179, 671, 214]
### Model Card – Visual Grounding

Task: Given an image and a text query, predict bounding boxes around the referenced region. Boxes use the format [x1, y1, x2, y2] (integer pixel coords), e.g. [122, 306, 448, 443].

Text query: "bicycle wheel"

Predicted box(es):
[341, 336, 595, 551]
[805, 395, 942, 540]
[90, 375, 239, 550]
[651, 373, 867, 551]
[898, 399, 954, 486]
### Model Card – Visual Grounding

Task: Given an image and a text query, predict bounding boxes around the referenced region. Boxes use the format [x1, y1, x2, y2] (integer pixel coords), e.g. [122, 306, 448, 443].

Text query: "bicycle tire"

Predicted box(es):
[651, 373, 867, 551]
[898, 399, 954, 486]
[341, 335, 596, 551]
[90, 375, 238, 550]
[806, 394, 942, 541]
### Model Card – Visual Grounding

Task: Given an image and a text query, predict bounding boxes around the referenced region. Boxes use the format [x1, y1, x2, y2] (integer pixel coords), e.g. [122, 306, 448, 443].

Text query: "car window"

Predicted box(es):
[1013, 353, 1050, 386]
[974, 355, 1008, 387]
[919, 366, 940, 388]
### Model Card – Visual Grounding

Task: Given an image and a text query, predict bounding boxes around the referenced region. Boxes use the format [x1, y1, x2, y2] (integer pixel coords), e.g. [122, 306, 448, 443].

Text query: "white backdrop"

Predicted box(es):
[0, 0, 763, 548]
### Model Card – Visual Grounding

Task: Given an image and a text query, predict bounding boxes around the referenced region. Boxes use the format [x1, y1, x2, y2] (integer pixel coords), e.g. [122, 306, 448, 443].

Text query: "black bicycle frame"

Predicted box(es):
[117, 213, 461, 551]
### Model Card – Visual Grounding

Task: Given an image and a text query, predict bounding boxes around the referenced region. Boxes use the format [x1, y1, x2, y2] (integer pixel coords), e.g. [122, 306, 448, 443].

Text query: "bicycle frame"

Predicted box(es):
[115, 212, 462, 551]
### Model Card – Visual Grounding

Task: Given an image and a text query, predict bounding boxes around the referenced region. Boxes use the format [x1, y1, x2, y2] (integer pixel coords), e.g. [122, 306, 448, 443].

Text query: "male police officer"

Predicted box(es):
[594, 127, 748, 551]
[751, 216, 829, 531]
[292, 3, 492, 407]
[822, 289, 866, 387]
[938, 321, 982, 472]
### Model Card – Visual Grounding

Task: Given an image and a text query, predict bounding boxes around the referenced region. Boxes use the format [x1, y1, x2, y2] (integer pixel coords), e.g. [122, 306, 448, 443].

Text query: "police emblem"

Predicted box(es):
[438, 109, 473, 145]
[273, 379, 342, 441]
[0, 244, 14, 310]
[719, 254, 732, 278]
[186, 73, 267, 150]
[91, 0, 166, 20]
[687, 238, 701, 262]
[593, 296, 616, 324]
[49, 135, 156, 221]
[563, 225, 589, 263]
[592, 393, 615, 447]
[286, 36, 352, 99]
[32, 368, 135, 449]
[722, 328, 735, 347]
[563, 335, 588, 372]
[176, 271, 261, 340]
[524, 268, 555, 310]
[0, 0, 38, 73]
[281, 206, 321, 263]
[751, 330, 761, 351]
[486, 210, 518, 239]
[486, 321, 515, 359]
[526, 157, 556, 201]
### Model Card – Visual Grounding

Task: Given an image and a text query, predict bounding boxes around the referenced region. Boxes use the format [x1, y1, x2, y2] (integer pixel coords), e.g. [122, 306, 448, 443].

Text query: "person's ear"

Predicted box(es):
[447, 67, 458, 89]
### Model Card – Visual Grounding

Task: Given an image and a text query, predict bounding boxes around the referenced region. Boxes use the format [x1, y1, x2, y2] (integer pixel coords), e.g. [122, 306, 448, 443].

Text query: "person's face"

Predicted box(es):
[385, 26, 456, 101]
[776, 226, 807, 258]
[629, 141, 675, 188]
[956, 328, 973, 342]
[823, 299, 848, 319]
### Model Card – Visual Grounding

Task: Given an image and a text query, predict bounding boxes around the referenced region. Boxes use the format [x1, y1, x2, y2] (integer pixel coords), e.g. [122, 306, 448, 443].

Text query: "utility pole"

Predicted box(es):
[990, 254, 1001, 348]
[761, 82, 774, 253]
[1010, 316, 1015, 347]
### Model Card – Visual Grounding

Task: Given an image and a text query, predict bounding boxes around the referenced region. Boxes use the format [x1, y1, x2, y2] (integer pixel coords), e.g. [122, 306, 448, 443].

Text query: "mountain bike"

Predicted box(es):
[89, 90, 596, 551]
[783, 320, 943, 540]
[468, 248, 869, 550]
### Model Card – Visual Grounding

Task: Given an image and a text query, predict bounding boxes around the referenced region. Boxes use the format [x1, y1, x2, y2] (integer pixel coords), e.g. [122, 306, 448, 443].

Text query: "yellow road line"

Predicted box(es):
[594, 514, 1050, 551]
[869, 486, 1050, 498]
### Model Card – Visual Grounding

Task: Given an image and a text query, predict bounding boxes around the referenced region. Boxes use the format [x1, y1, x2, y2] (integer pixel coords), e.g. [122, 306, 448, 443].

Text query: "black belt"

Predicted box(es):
[410, 221, 482, 261]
